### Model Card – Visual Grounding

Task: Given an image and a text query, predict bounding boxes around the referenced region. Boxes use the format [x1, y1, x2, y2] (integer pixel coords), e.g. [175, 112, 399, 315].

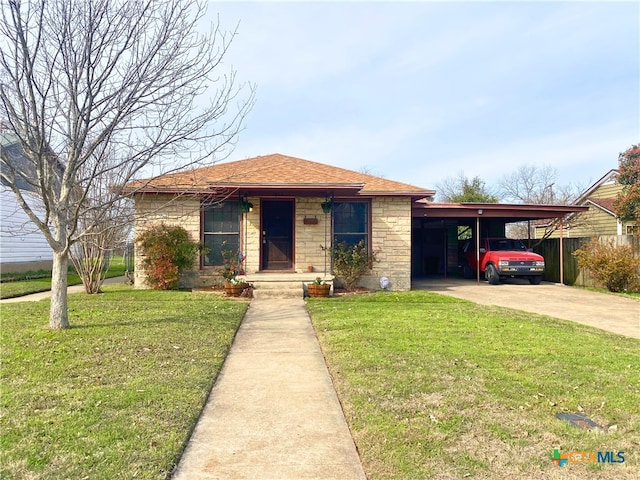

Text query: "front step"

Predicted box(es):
[252, 281, 305, 299]
[241, 273, 334, 299]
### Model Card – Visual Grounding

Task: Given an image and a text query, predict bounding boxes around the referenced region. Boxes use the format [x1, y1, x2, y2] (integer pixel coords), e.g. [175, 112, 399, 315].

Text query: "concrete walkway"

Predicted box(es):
[0, 276, 129, 303]
[414, 278, 640, 339]
[171, 298, 366, 480]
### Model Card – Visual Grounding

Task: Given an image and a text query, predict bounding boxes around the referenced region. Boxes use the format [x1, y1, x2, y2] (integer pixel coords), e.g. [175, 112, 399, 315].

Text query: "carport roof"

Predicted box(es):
[413, 202, 588, 222]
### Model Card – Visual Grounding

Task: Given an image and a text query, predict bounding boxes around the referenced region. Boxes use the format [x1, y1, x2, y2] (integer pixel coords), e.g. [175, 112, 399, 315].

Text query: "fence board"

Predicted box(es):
[533, 235, 639, 286]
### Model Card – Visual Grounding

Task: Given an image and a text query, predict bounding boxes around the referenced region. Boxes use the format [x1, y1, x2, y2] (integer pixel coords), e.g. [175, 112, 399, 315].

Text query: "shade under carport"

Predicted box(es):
[411, 202, 589, 285]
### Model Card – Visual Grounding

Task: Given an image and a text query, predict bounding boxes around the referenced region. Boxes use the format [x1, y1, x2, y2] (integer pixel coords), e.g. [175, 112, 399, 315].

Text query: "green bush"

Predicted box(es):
[331, 240, 377, 290]
[573, 238, 640, 293]
[136, 223, 201, 290]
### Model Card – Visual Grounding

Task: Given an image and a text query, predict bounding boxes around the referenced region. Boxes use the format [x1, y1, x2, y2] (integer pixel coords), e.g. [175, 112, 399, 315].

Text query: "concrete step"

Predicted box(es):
[240, 274, 334, 299]
[251, 281, 303, 291]
[252, 288, 304, 299]
[250, 281, 304, 299]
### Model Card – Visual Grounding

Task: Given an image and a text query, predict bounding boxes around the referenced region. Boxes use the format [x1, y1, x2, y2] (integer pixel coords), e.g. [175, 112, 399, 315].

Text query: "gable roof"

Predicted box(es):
[585, 197, 617, 216]
[575, 169, 618, 204]
[1, 132, 65, 193]
[534, 169, 620, 227]
[127, 153, 434, 199]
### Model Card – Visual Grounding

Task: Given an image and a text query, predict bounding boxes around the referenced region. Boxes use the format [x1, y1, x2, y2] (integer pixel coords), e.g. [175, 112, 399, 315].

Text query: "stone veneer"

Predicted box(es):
[133, 194, 201, 289]
[364, 197, 412, 291]
[133, 194, 413, 291]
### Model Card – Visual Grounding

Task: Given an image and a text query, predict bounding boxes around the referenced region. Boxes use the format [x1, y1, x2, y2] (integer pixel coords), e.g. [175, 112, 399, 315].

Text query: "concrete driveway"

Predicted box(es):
[413, 278, 640, 339]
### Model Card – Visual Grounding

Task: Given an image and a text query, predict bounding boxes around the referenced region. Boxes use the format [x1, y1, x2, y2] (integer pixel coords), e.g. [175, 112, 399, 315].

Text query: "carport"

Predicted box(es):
[411, 202, 588, 284]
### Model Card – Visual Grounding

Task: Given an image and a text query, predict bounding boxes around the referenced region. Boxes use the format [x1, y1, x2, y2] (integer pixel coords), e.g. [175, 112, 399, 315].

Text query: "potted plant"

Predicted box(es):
[307, 277, 331, 297]
[224, 277, 248, 296]
[220, 244, 248, 296]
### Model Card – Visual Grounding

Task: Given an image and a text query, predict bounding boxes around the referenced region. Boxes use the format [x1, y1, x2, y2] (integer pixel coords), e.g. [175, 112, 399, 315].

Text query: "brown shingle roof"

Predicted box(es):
[127, 153, 434, 197]
[586, 197, 617, 215]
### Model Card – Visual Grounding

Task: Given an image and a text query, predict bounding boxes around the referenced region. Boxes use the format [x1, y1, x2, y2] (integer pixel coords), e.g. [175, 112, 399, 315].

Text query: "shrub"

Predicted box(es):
[331, 240, 377, 290]
[219, 243, 244, 283]
[573, 238, 640, 293]
[136, 223, 201, 290]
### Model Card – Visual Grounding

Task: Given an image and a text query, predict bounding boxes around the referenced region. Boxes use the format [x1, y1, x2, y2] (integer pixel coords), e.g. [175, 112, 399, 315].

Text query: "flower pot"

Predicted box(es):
[224, 283, 246, 297]
[307, 283, 331, 298]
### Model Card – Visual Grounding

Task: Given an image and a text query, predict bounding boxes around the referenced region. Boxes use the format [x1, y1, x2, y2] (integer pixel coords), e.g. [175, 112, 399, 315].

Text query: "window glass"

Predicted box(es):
[333, 201, 369, 248]
[203, 202, 240, 266]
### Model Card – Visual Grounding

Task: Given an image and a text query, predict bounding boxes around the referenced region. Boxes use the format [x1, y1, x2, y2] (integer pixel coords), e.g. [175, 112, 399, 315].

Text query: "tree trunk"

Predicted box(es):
[50, 251, 70, 330]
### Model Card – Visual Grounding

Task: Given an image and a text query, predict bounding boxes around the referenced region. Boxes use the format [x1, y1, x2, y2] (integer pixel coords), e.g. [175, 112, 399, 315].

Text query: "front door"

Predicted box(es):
[261, 199, 294, 270]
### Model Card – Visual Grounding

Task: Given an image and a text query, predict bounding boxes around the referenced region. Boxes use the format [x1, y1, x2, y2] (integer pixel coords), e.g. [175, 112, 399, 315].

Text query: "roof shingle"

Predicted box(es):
[128, 153, 433, 197]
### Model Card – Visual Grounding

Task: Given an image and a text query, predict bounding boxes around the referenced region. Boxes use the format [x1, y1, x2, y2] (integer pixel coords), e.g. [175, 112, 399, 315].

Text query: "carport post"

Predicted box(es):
[476, 215, 481, 285]
[559, 217, 564, 285]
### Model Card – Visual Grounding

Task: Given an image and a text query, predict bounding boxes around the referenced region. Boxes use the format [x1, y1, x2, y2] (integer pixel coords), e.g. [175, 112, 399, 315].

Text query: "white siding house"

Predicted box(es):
[0, 133, 53, 273]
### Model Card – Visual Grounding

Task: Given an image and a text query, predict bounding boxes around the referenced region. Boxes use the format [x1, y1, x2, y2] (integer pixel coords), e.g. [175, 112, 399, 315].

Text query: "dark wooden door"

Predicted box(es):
[261, 200, 294, 270]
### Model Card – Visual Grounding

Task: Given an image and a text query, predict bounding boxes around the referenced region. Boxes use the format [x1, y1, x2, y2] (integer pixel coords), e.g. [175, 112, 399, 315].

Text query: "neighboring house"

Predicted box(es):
[0, 132, 53, 273]
[534, 169, 635, 238]
[128, 153, 435, 291]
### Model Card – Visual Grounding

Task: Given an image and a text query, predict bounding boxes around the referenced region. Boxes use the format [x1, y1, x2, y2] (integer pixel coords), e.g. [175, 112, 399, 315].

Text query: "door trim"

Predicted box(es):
[260, 198, 295, 271]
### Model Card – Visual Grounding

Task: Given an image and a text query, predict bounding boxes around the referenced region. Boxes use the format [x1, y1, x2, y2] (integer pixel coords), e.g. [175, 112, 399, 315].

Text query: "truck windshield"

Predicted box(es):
[488, 239, 527, 251]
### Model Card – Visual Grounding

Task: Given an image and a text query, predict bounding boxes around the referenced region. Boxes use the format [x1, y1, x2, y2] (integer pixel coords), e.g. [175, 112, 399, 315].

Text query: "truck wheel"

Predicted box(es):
[529, 276, 542, 285]
[486, 264, 500, 285]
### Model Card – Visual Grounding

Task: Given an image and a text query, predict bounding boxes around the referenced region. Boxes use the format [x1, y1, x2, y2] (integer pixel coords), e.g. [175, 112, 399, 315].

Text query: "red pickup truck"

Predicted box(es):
[461, 238, 545, 285]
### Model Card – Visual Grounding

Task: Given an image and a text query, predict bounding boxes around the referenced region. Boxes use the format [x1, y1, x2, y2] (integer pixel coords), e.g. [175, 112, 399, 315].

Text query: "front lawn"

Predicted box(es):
[308, 291, 640, 479]
[0, 286, 247, 479]
[0, 257, 127, 299]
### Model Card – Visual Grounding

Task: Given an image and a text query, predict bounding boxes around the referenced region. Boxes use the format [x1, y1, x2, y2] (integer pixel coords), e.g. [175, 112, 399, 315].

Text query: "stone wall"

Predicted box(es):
[243, 196, 261, 274]
[294, 197, 333, 275]
[362, 197, 412, 291]
[133, 194, 414, 291]
[133, 194, 201, 289]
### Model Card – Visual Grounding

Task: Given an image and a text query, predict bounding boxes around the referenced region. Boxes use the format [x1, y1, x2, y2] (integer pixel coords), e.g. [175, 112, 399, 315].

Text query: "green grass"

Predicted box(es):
[578, 285, 640, 299]
[0, 286, 248, 479]
[0, 257, 128, 299]
[307, 291, 640, 479]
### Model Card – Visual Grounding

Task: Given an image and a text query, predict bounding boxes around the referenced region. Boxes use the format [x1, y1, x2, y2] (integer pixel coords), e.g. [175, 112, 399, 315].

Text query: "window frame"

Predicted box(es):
[331, 199, 372, 252]
[201, 200, 241, 268]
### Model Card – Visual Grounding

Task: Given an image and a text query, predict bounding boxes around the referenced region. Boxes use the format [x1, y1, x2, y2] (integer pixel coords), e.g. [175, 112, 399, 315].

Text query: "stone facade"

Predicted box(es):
[133, 194, 201, 289]
[365, 197, 412, 291]
[133, 194, 413, 291]
[294, 197, 333, 275]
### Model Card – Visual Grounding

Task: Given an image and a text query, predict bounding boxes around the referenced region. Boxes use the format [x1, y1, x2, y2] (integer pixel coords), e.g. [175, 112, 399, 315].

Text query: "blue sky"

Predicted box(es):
[206, 1, 639, 195]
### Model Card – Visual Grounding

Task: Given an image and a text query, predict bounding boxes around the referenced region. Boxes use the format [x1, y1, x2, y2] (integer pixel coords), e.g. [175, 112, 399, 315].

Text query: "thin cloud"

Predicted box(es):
[206, 1, 639, 194]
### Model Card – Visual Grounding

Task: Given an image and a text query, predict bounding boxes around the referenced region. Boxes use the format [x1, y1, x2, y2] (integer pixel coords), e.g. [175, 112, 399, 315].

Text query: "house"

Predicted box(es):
[128, 154, 435, 291]
[534, 169, 635, 239]
[0, 132, 54, 273]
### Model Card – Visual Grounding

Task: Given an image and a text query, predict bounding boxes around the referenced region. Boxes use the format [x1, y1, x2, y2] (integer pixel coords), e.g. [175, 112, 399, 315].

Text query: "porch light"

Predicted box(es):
[239, 199, 253, 213]
[321, 200, 332, 214]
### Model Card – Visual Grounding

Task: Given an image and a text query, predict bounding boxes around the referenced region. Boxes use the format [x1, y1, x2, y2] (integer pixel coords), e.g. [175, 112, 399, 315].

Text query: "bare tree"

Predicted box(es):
[70, 149, 133, 294]
[498, 164, 579, 205]
[0, 0, 255, 329]
[499, 164, 583, 239]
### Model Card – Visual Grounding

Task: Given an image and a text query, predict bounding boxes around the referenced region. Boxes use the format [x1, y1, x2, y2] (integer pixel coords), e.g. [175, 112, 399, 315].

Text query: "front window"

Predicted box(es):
[333, 201, 369, 248]
[202, 201, 240, 266]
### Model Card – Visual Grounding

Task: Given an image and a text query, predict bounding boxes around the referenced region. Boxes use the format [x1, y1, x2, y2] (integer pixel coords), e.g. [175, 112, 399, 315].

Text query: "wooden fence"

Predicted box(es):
[533, 235, 640, 286]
